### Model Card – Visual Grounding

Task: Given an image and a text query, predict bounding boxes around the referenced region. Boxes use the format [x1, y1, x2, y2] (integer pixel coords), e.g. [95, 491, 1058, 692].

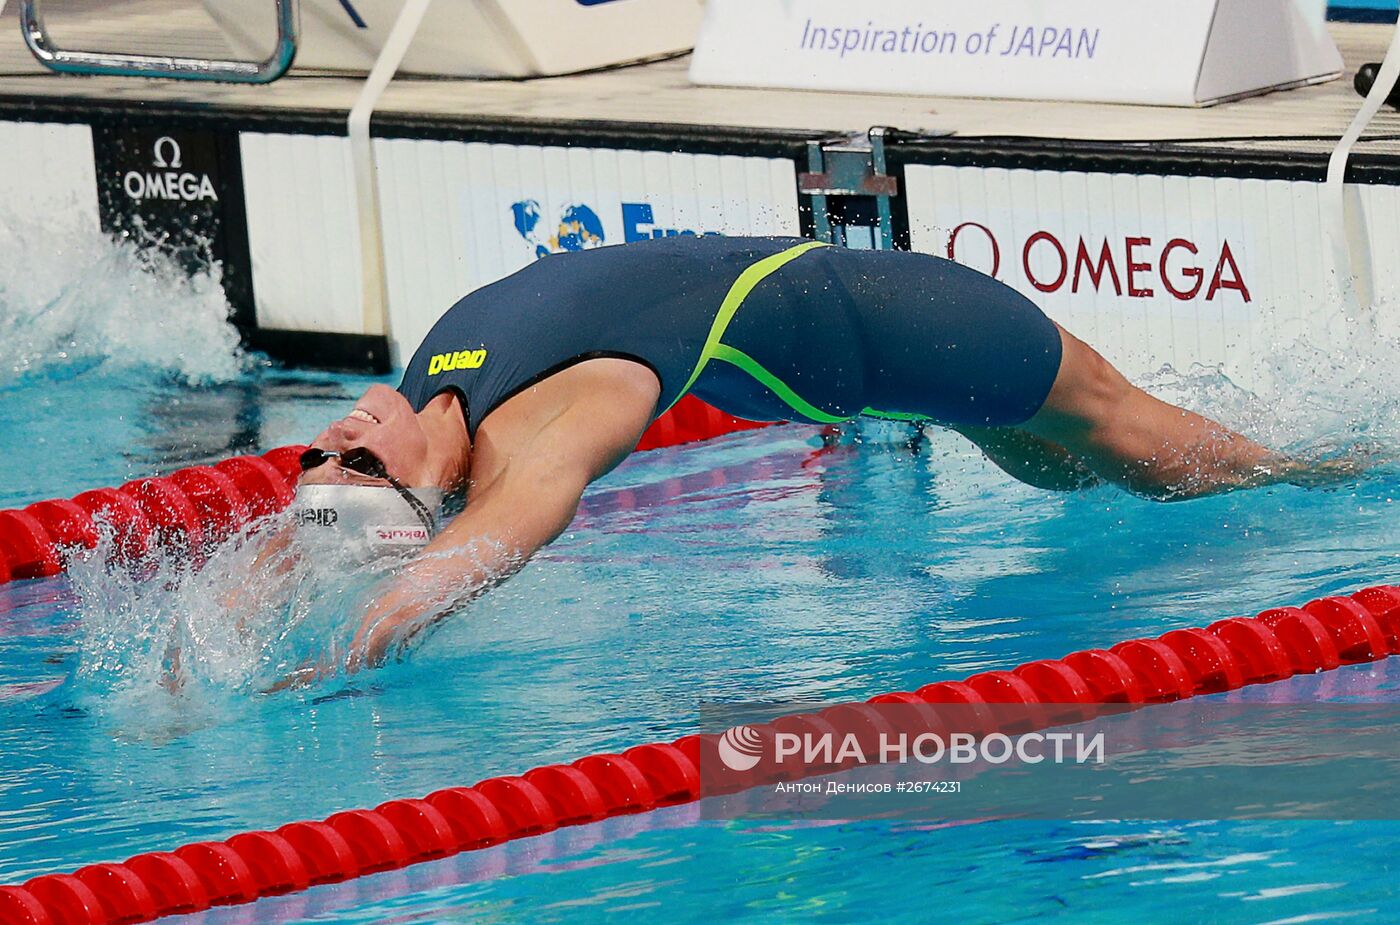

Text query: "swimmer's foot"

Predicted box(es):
[1281, 449, 1378, 489]
[262, 658, 334, 693]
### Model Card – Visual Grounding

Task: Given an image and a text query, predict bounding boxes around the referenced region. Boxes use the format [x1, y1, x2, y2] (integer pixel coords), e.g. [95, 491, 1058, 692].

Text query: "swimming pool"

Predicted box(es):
[3, 233, 1400, 923]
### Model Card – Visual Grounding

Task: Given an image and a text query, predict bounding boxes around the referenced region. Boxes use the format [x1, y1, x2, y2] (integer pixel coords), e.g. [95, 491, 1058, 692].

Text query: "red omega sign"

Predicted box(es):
[945, 222, 1251, 303]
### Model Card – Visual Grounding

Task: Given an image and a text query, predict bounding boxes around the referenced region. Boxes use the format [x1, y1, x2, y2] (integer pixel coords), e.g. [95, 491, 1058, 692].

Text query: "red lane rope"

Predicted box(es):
[0, 396, 768, 586]
[3, 582, 1397, 924]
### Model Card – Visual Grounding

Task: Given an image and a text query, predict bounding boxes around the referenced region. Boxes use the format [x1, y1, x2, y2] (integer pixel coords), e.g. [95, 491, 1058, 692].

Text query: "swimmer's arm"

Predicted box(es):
[345, 453, 593, 669]
[347, 376, 657, 672]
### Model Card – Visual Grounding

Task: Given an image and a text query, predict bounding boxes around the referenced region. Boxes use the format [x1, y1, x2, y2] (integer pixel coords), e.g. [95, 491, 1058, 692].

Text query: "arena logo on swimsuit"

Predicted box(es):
[945, 223, 1251, 303]
[427, 349, 488, 375]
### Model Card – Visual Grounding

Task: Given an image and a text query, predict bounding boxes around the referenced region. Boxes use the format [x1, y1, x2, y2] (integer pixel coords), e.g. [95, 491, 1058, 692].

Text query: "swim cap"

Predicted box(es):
[289, 484, 445, 559]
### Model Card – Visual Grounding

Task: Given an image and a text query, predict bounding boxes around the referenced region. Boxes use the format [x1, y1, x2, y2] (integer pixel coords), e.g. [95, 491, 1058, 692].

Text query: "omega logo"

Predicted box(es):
[151, 136, 183, 169]
[945, 221, 1251, 303]
[122, 135, 218, 202]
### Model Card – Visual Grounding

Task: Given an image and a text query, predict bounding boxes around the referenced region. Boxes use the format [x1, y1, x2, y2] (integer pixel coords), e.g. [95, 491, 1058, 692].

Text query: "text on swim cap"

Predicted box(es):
[294, 508, 339, 526]
[369, 526, 431, 545]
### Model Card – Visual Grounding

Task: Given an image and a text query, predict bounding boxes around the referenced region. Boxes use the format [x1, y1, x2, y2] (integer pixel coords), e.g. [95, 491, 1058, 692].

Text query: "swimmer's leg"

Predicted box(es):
[1020, 325, 1304, 500]
[953, 425, 1100, 492]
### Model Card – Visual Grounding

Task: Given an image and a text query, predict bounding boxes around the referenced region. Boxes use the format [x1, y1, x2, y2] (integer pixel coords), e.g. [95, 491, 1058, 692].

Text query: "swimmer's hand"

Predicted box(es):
[261, 552, 517, 692]
[343, 551, 503, 673]
[341, 444, 613, 672]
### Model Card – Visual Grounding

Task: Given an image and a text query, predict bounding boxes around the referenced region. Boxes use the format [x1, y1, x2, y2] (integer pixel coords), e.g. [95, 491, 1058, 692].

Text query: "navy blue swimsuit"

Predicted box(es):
[399, 237, 1063, 437]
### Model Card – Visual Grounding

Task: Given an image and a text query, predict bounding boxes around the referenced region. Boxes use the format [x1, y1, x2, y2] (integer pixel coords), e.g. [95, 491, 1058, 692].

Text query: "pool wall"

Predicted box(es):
[900, 159, 1400, 382]
[0, 104, 809, 372]
[9, 98, 1400, 390]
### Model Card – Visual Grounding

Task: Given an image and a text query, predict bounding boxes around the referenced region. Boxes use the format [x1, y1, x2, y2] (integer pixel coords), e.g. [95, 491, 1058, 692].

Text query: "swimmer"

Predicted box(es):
[279, 236, 1356, 684]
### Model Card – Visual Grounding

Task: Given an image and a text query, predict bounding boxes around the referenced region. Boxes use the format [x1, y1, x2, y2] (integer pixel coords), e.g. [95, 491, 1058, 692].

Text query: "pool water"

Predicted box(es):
[2, 226, 1400, 923]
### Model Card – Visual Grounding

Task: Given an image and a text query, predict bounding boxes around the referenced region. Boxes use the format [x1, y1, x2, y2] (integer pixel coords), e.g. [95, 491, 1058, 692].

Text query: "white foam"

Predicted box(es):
[58, 512, 494, 718]
[0, 211, 245, 386]
[1136, 301, 1400, 461]
[64, 516, 361, 707]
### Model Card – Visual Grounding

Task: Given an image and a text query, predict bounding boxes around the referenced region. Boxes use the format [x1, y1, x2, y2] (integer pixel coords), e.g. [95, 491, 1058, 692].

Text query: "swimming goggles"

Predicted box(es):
[299, 447, 439, 539]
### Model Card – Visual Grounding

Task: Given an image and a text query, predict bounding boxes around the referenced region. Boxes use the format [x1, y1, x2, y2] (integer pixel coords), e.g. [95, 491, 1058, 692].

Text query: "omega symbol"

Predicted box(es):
[151, 136, 183, 169]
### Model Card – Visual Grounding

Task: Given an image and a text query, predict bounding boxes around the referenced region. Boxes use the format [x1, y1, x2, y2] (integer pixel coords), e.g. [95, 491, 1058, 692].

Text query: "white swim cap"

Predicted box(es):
[289, 484, 445, 558]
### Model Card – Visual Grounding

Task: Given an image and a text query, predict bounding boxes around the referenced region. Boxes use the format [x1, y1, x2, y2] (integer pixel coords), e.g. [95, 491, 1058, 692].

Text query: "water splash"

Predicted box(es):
[1132, 305, 1400, 467]
[0, 212, 246, 387]
[54, 510, 505, 730]
[60, 516, 396, 715]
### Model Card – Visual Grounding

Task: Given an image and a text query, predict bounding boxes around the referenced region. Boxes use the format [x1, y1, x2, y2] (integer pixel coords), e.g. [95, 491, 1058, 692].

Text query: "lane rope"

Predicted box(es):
[2, 581, 1396, 924]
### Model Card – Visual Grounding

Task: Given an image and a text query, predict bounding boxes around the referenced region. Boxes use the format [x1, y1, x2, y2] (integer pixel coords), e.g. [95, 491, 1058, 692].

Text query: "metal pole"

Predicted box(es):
[20, 0, 299, 83]
[347, 0, 435, 343]
[1324, 17, 1400, 311]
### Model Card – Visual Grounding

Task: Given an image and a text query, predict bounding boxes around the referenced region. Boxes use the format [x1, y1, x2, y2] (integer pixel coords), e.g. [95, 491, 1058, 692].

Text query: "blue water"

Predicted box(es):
[2, 231, 1400, 923]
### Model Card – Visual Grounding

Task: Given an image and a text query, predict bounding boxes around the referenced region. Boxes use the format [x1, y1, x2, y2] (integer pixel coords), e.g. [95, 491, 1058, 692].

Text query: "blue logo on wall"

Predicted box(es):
[511, 200, 605, 259]
[510, 200, 721, 258]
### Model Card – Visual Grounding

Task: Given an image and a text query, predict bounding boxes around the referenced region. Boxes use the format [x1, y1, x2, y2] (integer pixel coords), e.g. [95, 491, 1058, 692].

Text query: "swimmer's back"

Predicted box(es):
[399, 236, 808, 435]
[397, 236, 1062, 434]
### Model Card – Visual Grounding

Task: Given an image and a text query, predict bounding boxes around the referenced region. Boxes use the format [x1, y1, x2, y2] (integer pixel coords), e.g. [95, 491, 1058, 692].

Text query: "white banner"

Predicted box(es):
[424, 143, 800, 359]
[690, 0, 1339, 106]
[903, 163, 1357, 386]
[242, 133, 800, 358]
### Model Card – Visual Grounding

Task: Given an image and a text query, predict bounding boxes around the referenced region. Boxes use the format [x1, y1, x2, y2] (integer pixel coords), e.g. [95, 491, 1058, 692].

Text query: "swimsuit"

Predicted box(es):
[398, 237, 1063, 437]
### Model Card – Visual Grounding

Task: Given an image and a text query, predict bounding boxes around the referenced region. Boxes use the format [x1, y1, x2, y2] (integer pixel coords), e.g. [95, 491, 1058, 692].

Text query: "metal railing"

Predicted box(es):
[20, 0, 299, 82]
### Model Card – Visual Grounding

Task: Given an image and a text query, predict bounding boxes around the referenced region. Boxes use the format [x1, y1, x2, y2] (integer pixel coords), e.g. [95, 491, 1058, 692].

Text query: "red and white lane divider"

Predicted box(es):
[2, 584, 1397, 925]
[0, 396, 769, 586]
[0, 447, 302, 584]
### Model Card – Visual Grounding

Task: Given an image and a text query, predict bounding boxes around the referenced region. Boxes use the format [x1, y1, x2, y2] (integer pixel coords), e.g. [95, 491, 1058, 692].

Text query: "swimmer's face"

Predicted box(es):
[300, 385, 435, 488]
